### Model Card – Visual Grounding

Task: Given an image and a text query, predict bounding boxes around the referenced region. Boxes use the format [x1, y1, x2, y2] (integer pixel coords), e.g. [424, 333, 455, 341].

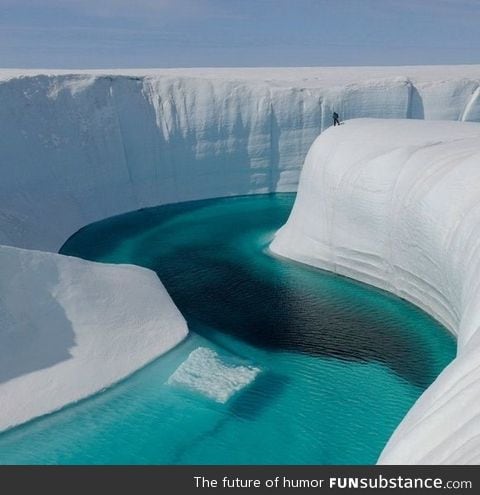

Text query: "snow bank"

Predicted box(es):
[1, 66, 480, 251]
[270, 119, 480, 464]
[0, 245, 187, 431]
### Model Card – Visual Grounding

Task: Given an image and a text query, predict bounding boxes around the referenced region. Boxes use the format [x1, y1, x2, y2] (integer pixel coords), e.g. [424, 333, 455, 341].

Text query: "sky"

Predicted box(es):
[1, 0, 479, 68]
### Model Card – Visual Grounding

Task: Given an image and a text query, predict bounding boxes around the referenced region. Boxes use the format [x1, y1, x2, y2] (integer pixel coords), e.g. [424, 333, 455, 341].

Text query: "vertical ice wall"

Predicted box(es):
[0, 69, 479, 251]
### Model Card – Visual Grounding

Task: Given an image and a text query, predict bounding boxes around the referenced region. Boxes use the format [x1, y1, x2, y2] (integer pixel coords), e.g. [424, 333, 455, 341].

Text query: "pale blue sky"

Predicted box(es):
[1, 0, 479, 68]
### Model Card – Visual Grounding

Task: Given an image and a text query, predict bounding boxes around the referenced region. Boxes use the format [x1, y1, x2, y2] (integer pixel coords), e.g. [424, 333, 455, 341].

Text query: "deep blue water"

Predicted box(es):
[0, 194, 455, 464]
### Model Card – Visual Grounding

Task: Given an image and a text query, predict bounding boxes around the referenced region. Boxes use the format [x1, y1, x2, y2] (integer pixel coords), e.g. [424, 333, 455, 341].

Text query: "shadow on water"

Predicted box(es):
[61, 194, 452, 390]
[168, 371, 289, 464]
[148, 248, 436, 389]
[229, 372, 289, 421]
[61, 206, 174, 262]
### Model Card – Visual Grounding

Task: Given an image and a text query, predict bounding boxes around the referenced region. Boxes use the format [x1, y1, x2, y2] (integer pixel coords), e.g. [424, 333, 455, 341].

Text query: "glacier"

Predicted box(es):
[1, 66, 480, 458]
[271, 118, 480, 464]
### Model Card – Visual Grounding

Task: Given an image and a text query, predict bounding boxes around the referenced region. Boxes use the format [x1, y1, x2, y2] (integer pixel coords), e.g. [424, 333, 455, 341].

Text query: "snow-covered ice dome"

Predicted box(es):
[271, 118, 480, 464]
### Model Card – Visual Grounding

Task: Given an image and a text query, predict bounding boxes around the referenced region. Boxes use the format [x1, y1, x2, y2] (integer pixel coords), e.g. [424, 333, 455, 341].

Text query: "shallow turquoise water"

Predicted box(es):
[0, 194, 455, 464]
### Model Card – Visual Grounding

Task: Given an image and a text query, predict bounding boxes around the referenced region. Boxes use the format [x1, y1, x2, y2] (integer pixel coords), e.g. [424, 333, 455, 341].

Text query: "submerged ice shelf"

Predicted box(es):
[271, 118, 480, 464]
[168, 347, 260, 404]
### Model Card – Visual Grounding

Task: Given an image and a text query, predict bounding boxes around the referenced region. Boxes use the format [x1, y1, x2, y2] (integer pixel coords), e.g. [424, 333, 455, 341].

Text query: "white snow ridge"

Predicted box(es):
[168, 347, 260, 403]
[271, 118, 480, 464]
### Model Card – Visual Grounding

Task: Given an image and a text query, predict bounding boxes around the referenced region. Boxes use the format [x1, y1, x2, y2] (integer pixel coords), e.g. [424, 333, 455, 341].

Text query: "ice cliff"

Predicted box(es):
[2, 67, 480, 445]
[1, 66, 480, 251]
[271, 118, 480, 464]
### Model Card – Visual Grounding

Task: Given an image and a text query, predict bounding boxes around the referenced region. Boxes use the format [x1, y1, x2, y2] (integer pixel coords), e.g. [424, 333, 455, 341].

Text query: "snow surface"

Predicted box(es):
[1, 66, 480, 251]
[270, 118, 480, 464]
[0, 245, 187, 431]
[167, 347, 260, 403]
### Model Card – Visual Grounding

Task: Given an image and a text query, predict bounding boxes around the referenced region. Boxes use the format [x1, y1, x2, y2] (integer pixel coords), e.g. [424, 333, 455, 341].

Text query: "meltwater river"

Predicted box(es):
[0, 194, 455, 464]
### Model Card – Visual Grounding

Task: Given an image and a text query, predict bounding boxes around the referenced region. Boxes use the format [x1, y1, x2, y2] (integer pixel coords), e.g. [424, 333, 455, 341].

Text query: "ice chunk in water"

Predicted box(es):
[167, 347, 260, 403]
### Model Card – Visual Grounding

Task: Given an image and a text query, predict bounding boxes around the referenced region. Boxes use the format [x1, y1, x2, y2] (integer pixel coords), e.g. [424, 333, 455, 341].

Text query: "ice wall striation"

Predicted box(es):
[1, 67, 480, 251]
[0, 245, 188, 431]
[270, 119, 480, 464]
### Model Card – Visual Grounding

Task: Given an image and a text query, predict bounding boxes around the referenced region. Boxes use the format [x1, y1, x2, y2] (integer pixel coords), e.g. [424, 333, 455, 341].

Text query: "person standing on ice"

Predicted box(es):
[333, 111, 340, 126]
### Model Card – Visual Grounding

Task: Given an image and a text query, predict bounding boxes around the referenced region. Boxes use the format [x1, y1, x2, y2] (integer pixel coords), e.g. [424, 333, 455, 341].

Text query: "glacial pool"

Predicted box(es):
[0, 193, 456, 464]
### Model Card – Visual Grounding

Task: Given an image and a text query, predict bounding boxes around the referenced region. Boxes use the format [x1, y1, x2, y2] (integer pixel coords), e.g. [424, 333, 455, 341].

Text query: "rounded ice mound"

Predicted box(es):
[168, 347, 260, 403]
[271, 118, 480, 464]
[0, 245, 188, 431]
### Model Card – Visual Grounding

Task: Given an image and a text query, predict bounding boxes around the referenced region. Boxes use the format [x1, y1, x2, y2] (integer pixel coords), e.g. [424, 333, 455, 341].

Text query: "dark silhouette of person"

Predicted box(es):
[333, 111, 340, 126]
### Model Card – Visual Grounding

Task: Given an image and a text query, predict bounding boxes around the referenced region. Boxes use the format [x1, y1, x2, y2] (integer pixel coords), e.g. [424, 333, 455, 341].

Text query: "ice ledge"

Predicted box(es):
[0, 245, 188, 431]
[271, 118, 480, 464]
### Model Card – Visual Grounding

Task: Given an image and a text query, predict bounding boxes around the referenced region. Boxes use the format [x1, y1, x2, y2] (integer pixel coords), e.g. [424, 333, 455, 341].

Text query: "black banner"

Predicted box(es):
[0, 466, 477, 494]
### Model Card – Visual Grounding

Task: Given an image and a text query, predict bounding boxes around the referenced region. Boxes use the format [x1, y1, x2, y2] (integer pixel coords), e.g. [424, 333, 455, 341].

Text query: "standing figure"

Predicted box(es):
[333, 111, 340, 126]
